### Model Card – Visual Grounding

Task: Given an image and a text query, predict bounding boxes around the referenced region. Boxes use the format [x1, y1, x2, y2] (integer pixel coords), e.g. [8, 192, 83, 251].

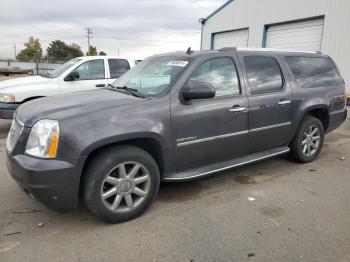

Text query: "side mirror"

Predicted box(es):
[181, 81, 216, 101]
[64, 71, 80, 81]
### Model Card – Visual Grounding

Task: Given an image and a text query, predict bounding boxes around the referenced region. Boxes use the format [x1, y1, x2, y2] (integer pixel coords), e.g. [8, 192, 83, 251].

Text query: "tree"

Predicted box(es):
[47, 41, 83, 61]
[46, 40, 67, 61]
[99, 51, 107, 56]
[16, 37, 42, 62]
[67, 43, 84, 58]
[86, 46, 97, 56]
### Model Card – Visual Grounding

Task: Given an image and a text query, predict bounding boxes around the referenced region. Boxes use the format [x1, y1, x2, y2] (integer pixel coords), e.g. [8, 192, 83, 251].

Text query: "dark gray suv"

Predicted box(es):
[6, 48, 347, 223]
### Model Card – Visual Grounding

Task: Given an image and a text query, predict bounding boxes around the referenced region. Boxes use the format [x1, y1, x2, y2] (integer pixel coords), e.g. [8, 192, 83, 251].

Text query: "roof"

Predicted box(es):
[205, 0, 234, 21]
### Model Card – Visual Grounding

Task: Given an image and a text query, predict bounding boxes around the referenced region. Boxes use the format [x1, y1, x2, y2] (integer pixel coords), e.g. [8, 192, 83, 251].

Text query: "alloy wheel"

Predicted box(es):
[100, 161, 151, 213]
[301, 125, 321, 157]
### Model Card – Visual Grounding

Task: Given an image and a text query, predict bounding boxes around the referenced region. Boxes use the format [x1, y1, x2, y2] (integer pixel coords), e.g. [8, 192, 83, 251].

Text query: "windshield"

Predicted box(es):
[111, 56, 190, 97]
[44, 58, 82, 78]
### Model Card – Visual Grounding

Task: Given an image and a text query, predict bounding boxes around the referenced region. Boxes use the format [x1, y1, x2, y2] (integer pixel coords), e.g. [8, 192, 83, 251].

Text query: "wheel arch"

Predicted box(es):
[303, 106, 329, 131]
[22, 96, 46, 103]
[79, 135, 168, 195]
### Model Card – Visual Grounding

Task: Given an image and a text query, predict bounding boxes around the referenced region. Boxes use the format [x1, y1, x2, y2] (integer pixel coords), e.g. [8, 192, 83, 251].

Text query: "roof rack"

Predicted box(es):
[218, 47, 321, 54]
[218, 47, 237, 51]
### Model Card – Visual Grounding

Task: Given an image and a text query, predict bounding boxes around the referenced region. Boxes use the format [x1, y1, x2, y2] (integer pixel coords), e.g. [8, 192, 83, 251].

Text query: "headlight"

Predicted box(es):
[0, 93, 15, 103]
[26, 119, 60, 158]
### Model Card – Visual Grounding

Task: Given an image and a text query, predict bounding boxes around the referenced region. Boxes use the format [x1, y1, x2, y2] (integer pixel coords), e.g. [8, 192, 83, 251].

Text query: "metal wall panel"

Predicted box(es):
[201, 0, 350, 91]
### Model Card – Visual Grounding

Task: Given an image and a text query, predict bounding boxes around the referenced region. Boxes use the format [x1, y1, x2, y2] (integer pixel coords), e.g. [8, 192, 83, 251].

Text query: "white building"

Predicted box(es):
[200, 0, 350, 90]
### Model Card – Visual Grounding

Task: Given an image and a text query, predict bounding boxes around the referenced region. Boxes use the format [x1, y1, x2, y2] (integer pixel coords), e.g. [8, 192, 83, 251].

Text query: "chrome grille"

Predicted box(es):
[6, 119, 23, 152]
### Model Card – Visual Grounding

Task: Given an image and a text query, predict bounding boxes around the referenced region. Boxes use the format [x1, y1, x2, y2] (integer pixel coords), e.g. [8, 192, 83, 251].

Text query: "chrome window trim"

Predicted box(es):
[176, 122, 291, 147]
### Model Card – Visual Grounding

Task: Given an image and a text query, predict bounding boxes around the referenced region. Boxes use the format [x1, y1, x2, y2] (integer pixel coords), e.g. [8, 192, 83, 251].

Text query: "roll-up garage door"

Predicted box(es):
[266, 18, 324, 51]
[213, 29, 249, 49]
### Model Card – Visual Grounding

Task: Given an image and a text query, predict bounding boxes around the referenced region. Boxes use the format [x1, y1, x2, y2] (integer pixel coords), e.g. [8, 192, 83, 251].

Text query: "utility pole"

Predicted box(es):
[13, 42, 17, 59]
[86, 27, 93, 54]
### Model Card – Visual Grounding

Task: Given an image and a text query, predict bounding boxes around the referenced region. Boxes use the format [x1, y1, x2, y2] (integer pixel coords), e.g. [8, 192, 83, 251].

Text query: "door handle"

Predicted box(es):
[96, 84, 106, 87]
[229, 106, 246, 113]
[277, 99, 291, 105]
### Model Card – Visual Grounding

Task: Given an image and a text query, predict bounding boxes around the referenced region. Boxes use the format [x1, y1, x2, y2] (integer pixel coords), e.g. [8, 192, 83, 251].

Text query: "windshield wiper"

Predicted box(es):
[108, 84, 145, 98]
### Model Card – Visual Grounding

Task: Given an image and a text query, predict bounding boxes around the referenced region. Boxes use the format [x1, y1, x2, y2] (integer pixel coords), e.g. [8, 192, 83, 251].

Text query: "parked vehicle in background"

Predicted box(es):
[6, 48, 347, 223]
[0, 56, 135, 119]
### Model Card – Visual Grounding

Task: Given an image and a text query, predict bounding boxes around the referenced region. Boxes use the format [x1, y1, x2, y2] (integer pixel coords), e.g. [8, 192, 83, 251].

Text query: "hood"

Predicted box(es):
[0, 75, 52, 90]
[16, 89, 143, 127]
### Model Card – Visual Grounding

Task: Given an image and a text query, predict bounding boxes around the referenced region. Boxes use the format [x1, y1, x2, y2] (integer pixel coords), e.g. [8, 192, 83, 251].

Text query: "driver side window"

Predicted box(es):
[73, 59, 105, 80]
[188, 57, 240, 97]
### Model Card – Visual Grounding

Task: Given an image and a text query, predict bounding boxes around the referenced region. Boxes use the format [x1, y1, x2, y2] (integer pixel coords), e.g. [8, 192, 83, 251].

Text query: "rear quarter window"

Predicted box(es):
[284, 56, 342, 88]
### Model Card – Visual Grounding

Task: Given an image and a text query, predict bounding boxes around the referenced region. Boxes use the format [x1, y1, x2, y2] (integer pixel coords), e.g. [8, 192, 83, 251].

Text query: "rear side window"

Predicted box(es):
[244, 56, 283, 94]
[188, 57, 240, 97]
[285, 56, 342, 88]
[108, 59, 130, 78]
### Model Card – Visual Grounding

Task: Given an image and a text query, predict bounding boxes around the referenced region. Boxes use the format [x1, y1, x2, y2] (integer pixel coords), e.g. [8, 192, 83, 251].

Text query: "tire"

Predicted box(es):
[83, 145, 160, 223]
[290, 115, 324, 163]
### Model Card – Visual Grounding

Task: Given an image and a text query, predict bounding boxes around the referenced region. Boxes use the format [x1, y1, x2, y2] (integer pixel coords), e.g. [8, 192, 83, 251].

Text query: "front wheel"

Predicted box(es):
[290, 116, 324, 163]
[83, 145, 160, 223]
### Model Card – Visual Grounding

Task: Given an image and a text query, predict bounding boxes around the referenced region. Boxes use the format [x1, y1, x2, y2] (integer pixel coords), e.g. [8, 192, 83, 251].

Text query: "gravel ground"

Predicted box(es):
[0, 115, 350, 262]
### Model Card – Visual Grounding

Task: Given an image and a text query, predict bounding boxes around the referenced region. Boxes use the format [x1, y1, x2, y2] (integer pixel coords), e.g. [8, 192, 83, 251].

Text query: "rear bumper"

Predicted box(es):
[6, 150, 86, 210]
[0, 103, 19, 119]
[327, 109, 347, 133]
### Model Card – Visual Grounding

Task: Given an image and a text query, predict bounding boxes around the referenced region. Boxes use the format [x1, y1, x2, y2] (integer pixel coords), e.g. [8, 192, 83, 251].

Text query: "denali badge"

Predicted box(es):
[176, 136, 197, 143]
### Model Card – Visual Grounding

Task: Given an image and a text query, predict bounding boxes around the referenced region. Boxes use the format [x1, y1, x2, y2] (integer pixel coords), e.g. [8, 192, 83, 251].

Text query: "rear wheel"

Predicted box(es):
[290, 116, 324, 163]
[83, 145, 160, 223]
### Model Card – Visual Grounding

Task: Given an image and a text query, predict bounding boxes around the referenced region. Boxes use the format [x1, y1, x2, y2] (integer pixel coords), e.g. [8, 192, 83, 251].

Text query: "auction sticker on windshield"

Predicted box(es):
[167, 61, 189, 67]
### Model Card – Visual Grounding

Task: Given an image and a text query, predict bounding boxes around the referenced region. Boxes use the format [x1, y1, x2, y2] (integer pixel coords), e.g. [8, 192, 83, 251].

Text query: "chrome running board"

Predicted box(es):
[162, 146, 290, 182]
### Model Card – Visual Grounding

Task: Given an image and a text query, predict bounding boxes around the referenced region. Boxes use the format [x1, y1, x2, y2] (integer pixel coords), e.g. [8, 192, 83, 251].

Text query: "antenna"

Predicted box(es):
[86, 27, 93, 53]
[13, 42, 17, 59]
[186, 47, 193, 55]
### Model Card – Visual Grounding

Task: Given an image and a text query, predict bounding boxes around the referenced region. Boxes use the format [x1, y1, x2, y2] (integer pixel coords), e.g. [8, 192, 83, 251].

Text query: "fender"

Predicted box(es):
[81, 131, 169, 158]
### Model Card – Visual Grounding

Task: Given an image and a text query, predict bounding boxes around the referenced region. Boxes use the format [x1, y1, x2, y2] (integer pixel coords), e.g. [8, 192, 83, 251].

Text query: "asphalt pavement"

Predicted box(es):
[1, 116, 350, 262]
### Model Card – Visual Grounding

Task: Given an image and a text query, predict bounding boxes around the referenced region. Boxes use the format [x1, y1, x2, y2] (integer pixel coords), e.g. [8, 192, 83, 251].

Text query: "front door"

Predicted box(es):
[171, 56, 249, 170]
[59, 59, 107, 94]
[239, 54, 293, 151]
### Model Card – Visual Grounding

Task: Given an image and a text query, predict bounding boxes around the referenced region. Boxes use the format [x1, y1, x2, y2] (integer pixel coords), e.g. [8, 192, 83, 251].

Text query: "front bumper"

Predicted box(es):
[327, 109, 348, 133]
[6, 150, 86, 210]
[0, 102, 19, 119]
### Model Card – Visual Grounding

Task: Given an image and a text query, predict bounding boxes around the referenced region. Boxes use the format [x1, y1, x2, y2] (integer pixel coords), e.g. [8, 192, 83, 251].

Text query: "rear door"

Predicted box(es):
[238, 54, 293, 151]
[171, 55, 249, 170]
[59, 58, 107, 93]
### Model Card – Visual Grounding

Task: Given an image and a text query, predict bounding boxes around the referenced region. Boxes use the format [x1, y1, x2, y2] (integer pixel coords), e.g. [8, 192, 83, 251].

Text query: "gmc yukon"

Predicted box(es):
[6, 48, 347, 223]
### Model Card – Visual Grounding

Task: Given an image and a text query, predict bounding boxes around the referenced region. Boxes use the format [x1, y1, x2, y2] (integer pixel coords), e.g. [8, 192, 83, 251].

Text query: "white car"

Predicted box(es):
[0, 56, 135, 119]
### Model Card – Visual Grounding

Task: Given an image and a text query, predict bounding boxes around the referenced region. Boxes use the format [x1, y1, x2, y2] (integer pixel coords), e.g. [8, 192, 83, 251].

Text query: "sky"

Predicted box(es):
[0, 0, 226, 60]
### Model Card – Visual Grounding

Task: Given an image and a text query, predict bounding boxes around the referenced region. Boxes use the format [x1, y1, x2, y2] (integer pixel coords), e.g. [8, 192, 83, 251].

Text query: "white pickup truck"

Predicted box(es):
[0, 56, 135, 119]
